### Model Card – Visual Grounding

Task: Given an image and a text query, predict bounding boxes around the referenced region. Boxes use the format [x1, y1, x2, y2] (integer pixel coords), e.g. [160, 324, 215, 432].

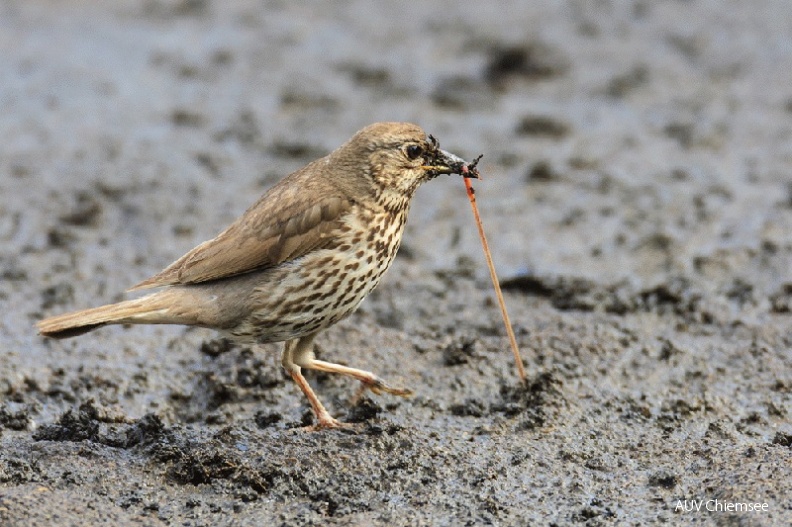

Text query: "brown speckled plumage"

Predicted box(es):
[37, 122, 473, 428]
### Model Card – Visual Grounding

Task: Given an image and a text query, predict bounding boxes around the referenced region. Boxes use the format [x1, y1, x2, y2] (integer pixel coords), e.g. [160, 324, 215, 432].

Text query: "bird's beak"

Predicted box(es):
[422, 149, 481, 179]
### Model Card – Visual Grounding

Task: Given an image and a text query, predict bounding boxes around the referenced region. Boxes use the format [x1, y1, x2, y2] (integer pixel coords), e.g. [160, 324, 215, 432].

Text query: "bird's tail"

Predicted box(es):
[37, 292, 178, 339]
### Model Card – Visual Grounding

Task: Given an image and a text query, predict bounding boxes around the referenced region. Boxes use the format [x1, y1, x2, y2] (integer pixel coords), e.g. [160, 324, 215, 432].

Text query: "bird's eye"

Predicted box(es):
[405, 144, 423, 160]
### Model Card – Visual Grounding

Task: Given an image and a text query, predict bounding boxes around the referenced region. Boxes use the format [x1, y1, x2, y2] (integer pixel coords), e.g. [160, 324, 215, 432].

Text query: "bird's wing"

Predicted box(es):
[129, 171, 353, 291]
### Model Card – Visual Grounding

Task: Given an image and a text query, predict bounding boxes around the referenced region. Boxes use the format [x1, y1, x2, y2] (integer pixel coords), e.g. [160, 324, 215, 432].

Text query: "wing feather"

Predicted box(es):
[129, 167, 353, 290]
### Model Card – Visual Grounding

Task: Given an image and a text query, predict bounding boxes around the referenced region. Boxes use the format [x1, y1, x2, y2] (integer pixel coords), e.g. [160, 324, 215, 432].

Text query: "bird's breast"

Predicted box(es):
[241, 205, 410, 342]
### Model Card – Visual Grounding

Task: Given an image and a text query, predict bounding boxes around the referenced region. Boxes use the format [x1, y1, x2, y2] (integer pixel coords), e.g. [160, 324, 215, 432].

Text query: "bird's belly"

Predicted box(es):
[233, 233, 401, 344]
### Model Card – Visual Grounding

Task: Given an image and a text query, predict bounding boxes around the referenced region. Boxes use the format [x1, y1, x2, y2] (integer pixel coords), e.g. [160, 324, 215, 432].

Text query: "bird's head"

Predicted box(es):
[332, 122, 480, 204]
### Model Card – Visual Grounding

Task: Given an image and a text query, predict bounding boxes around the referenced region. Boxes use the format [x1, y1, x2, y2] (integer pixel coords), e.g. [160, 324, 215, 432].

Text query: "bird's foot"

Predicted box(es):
[353, 376, 413, 400]
[297, 414, 361, 433]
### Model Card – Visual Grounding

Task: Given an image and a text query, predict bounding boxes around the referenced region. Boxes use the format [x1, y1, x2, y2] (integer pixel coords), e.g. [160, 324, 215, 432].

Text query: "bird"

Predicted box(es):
[37, 122, 479, 428]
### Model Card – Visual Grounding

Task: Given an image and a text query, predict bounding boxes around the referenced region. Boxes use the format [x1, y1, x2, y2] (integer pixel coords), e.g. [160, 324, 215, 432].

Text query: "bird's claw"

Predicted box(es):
[362, 377, 413, 397]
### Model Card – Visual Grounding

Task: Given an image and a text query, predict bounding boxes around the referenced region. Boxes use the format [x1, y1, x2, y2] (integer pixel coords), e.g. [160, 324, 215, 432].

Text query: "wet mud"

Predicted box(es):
[1, 1, 791, 525]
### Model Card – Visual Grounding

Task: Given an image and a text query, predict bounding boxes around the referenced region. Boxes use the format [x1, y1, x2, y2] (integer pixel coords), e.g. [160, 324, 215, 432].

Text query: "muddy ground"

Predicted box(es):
[1, 1, 791, 525]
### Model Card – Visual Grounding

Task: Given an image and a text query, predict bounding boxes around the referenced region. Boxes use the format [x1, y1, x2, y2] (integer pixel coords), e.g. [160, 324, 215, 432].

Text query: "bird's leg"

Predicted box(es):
[290, 340, 413, 398]
[281, 333, 342, 429]
[309, 360, 413, 398]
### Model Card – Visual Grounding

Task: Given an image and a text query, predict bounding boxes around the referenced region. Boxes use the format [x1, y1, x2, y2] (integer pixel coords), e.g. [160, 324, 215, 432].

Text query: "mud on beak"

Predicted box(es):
[422, 149, 481, 179]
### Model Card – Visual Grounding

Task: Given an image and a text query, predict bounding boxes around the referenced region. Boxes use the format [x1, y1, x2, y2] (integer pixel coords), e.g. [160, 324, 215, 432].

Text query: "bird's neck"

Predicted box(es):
[372, 185, 416, 216]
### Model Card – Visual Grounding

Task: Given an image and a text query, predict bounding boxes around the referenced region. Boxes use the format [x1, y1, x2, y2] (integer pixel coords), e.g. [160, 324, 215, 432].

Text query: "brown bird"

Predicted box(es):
[37, 122, 478, 428]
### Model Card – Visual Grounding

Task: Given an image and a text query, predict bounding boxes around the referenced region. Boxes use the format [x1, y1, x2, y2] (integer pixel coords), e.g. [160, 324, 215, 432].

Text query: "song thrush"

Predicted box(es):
[37, 121, 478, 428]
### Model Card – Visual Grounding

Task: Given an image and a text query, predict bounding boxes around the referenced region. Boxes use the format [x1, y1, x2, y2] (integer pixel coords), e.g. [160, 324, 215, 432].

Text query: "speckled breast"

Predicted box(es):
[237, 204, 409, 343]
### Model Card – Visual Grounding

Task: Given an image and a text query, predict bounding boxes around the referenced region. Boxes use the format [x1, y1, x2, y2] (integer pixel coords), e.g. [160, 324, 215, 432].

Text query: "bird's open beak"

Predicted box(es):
[422, 149, 481, 179]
